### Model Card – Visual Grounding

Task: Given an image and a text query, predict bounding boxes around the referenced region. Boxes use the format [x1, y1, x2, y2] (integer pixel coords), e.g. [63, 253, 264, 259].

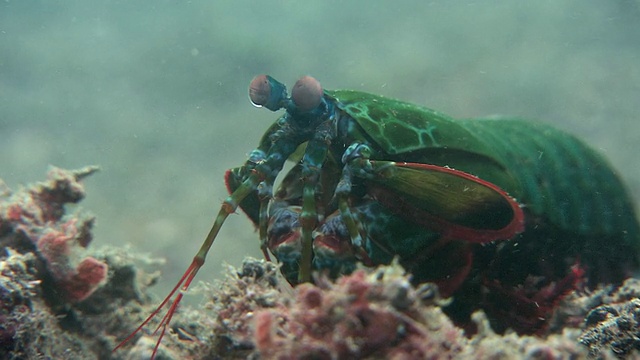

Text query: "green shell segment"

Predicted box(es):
[326, 87, 638, 245]
[456, 118, 639, 242]
[326, 90, 498, 159]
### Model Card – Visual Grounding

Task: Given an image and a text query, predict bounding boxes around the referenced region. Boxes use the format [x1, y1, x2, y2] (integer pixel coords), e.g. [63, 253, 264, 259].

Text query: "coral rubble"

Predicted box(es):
[0, 167, 161, 359]
[2, 167, 640, 359]
[206, 258, 468, 359]
[203, 258, 599, 359]
[1, 166, 107, 302]
[579, 279, 640, 358]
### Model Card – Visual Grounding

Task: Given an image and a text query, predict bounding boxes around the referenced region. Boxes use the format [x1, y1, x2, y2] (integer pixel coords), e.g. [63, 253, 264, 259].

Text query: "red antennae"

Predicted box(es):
[113, 184, 253, 358]
[113, 257, 202, 358]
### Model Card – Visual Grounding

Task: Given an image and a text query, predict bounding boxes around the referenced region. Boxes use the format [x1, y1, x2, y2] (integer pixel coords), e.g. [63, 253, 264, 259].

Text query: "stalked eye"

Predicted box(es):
[249, 75, 270, 108]
[248, 75, 287, 111]
[291, 75, 323, 112]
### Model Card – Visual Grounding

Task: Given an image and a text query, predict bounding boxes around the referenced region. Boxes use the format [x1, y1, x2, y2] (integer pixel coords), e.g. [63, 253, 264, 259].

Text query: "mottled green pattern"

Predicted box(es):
[326, 90, 497, 159]
[328, 88, 638, 247]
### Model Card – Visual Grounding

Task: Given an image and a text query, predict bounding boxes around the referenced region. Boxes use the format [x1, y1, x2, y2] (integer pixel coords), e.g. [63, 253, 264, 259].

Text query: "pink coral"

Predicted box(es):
[0, 166, 107, 302]
[211, 259, 466, 359]
[61, 257, 109, 301]
[37, 229, 72, 263]
[203, 258, 596, 359]
[253, 270, 465, 359]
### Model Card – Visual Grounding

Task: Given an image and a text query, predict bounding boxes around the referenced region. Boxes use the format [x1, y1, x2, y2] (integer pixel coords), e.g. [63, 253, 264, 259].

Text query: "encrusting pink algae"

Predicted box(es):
[1, 167, 640, 359]
[1, 166, 107, 302]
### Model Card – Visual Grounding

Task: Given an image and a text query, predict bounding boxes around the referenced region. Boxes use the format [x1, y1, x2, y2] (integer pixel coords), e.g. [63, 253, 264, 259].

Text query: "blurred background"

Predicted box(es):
[1, 1, 639, 301]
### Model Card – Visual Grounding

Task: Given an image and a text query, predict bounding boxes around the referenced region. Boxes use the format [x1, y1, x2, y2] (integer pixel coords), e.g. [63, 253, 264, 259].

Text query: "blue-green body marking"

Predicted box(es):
[326, 89, 639, 250]
[226, 79, 640, 334]
[120, 75, 640, 355]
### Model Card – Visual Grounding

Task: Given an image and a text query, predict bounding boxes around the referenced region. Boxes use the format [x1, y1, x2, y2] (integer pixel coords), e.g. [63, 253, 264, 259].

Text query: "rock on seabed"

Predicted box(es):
[1, 167, 639, 359]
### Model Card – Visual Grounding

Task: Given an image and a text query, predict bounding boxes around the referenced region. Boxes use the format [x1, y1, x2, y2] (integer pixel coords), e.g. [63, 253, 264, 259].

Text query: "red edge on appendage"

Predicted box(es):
[374, 162, 525, 243]
[223, 169, 235, 195]
[112, 258, 203, 359]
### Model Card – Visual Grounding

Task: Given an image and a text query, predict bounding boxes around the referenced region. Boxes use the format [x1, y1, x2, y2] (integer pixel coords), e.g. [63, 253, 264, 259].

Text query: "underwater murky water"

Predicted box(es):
[2, 1, 639, 303]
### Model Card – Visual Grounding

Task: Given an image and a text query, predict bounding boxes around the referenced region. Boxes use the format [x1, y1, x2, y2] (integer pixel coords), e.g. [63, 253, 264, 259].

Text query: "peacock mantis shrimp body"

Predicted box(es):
[115, 75, 640, 358]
